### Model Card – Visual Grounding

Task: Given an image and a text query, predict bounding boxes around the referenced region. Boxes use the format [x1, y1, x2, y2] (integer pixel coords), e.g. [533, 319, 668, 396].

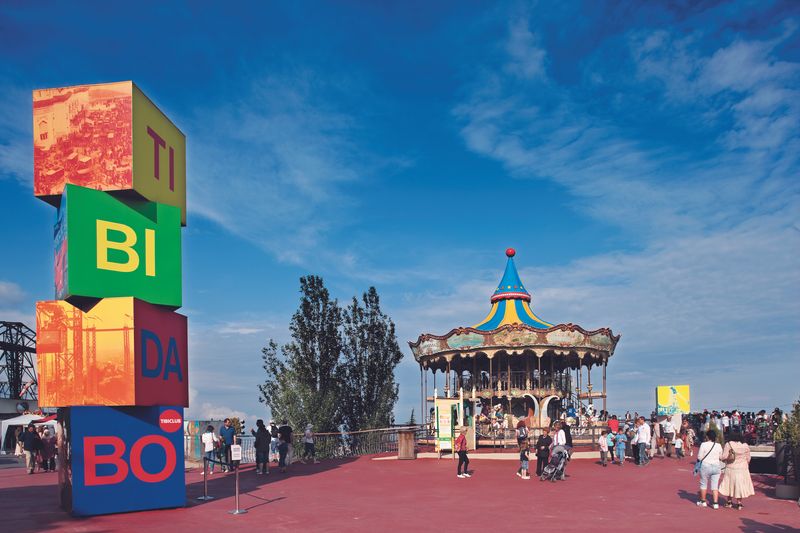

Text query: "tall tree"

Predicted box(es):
[340, 287, 404, 429]
[258, 276, 343, 432]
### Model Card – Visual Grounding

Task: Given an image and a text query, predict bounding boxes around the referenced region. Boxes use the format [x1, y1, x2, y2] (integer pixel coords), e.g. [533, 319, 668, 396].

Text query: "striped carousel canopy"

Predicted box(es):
[472, 248, 553, 331]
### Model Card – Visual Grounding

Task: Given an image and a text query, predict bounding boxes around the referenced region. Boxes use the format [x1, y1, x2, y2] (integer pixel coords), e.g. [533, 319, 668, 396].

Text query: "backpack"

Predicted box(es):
[518, 426, 528, 439]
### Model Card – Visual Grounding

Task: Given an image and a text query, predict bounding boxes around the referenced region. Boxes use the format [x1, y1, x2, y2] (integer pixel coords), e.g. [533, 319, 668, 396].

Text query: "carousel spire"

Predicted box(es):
[473, 248, 553, 331]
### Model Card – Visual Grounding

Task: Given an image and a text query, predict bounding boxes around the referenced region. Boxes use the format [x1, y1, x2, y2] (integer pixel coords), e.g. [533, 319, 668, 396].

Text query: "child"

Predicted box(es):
[674, 430, 685, 459]
[606, 429, 616, 464]
[535, 427, 552, 477]
[455, 427, 470, 478]
[599, 430, 609, 467]
[614, 429, 627, 466]
[517, 442, 530, 479]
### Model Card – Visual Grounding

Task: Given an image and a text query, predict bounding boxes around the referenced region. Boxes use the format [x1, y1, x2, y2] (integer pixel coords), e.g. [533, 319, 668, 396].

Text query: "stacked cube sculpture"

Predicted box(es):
[33, 81, 188, 516]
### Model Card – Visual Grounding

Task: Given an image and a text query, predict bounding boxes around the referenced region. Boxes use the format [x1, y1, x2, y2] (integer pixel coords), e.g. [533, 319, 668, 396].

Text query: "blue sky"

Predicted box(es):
[1, 1, 799, 424]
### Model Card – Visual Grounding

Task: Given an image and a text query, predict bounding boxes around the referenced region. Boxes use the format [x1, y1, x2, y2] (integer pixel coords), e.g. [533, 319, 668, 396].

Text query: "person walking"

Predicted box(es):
[201, 425, 219, 474]
[636, 416, 651, 466]
[455, 427, 470, 478]
[252, 419, 271, 474]
[302, 424, 318, 464]
[614, 428, 627, 466]
[696, 430, 724, 509]
[13, 427, 23, 457]
[219, 418, 236, 472]
[269, 420, 280, 463]
[278, 419, 293, 473]
[535, 427, 553, 477]
[517, 441, 530, 479]
[598, 430, 609, 467]
[40, 428, 56, 472]
[606, 428, 617, 464]
[20, 424, 39, 474]
[719, 433, 754, 510]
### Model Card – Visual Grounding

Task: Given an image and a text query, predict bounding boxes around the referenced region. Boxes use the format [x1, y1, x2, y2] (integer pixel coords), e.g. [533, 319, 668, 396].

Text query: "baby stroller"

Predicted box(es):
[540, 445, 568, 482]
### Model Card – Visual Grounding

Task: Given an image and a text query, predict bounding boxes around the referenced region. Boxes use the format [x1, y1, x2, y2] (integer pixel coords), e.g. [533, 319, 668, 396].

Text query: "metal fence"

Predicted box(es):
[185, 426, 428, 464]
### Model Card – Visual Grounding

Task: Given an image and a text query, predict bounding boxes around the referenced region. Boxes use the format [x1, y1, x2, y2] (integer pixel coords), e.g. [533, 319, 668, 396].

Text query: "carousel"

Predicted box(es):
[410, 249, 620, 445]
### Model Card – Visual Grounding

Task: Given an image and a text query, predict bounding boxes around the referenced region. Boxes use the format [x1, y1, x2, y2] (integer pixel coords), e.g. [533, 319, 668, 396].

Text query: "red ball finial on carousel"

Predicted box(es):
[506, 247, 516, 257]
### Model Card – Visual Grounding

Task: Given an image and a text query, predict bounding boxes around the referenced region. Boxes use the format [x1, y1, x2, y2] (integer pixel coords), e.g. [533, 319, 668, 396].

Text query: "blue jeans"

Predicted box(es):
[638, 442, 648, 464]
[270, 438, 278, 458]
[204, 450, 215, 472]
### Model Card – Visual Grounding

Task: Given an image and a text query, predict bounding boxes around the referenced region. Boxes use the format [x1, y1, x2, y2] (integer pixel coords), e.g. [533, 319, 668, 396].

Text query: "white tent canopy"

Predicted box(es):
[1, 414, 57, 451]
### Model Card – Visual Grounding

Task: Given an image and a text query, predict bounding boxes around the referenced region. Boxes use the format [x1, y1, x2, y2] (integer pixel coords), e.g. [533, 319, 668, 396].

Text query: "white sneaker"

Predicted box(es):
[457, 474, 465, 478]
[522, 476, 531, 480]
[462, 473, 471, 478]
[696, 501, 707, 507]
[516, 472, 522, 478]
[711, 503, 719, 510]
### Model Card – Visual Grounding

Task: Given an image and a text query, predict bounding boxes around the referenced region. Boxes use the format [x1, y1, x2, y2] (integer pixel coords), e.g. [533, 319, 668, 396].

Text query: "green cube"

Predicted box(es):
[56, 184, 181, 307]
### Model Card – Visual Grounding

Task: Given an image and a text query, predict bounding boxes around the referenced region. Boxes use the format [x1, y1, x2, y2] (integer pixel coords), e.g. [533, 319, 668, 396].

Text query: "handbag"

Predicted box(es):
[693, 443, 716, 476]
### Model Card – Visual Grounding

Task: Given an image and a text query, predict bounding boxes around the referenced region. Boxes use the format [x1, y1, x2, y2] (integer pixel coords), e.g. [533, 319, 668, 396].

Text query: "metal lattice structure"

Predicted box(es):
[0, 321, 38, 400]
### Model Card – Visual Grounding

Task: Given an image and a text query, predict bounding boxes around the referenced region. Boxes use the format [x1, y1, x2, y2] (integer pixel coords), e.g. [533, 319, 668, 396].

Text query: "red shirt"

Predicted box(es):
[608, 419, 619, 432]
[455, 434, 467, 452]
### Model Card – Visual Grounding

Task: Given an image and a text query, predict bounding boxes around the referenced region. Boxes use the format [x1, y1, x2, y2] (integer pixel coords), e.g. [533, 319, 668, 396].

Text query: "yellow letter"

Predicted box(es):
[96, 220, 139, 273]
[145, 228, 156, 277]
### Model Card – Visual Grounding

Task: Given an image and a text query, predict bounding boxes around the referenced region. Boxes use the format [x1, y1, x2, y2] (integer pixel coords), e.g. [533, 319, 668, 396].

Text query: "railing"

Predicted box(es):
[469, 372, 571, 393]
[185, 426, 428, 463]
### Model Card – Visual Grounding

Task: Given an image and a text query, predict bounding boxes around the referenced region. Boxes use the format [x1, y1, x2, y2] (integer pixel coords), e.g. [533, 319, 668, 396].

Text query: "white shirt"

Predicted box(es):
[201, 431, 218, 452]
[697, 441, 722, 466]
[637, 423, 651, 444]
[304, 429, 314, 444]
[553, 429, 567, 446]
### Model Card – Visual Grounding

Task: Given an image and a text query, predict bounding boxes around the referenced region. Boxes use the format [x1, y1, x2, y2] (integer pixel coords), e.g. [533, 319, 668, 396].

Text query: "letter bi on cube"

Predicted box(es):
[58, 406, 185, 516]
[37, 297, 188, 408]
[55, 184, 181, 308]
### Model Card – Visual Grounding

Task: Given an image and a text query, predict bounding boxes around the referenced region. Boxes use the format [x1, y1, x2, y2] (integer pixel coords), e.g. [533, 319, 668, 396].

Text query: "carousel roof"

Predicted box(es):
[474, 248, 553, 331]
[409, 248, 620, 363]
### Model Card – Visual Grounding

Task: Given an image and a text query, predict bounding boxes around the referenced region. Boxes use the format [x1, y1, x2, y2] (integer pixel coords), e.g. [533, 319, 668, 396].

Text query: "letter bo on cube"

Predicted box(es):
[33, 81, 187, 225]
[37, 297, 188, 408]
[58, 405, 185, 516]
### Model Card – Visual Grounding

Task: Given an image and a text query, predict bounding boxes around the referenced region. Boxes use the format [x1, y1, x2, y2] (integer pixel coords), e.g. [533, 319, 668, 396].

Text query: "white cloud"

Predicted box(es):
[186, 72, 371, 268]
[0, 84, 31, 185]
[505, 18, 547, 80]
[0, 281, 25, 304]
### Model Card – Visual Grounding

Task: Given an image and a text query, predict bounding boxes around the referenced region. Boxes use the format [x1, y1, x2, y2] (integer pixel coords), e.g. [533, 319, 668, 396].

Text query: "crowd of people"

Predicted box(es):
[454, 405, 769, 512]
[200, 418, 318, 476]
[14, 423, 57, 475]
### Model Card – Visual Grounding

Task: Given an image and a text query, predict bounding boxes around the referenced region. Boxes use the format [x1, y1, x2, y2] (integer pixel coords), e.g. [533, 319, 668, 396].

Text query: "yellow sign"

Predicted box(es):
[656, 385, 690, 415]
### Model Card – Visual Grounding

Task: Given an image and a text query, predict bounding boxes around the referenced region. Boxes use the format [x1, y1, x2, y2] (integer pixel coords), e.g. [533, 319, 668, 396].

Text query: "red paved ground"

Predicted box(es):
[1, 455, 798, 532]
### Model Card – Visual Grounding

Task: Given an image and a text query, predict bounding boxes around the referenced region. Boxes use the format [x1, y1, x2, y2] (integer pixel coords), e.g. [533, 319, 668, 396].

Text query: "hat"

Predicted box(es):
[306, 424, 313, 429]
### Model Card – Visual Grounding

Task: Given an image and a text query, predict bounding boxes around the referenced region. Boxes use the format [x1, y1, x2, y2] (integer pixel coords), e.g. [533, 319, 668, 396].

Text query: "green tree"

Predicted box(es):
[258, 276, 343, 432]
[340, 287, 404, 429]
